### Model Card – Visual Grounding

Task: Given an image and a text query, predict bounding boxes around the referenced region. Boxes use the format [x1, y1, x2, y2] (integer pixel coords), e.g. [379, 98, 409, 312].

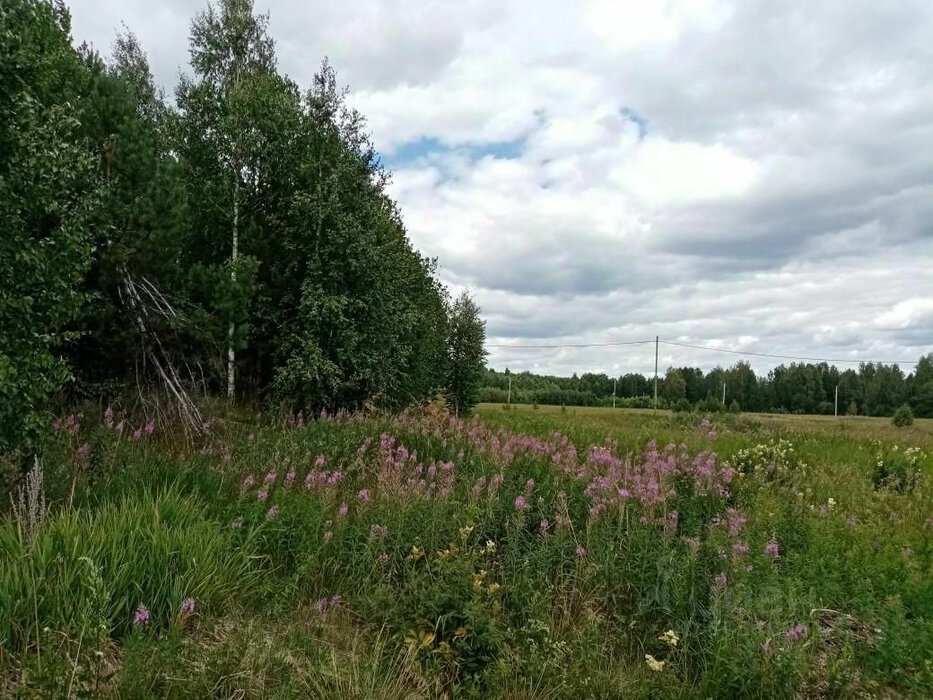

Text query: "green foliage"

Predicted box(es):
[892, 404, 914, 427]
[0, 0, 97, 452]
[445, 292, 487, 415]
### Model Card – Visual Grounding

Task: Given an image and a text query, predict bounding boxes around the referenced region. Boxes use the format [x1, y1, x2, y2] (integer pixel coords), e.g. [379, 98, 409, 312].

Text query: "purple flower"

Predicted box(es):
[338, 503, 349, 517]
[575, 545, 586, 558]
[764, 540, 780, 559]
[713, 573, 728, 590]
[316, 598, 328, 615]
[329, 594, 342, 607]
[132, 428, 142, 440]
[514, 495, 529, 511]
[264, 472, 277, 485]
[732, 542, 749, 556]
[144, 421, 154, 436]
[525, 478, 535, 491]
[133, 605, 150, 627]
[243, 475, 256, 489]
[785, 623, 808, 643]
[284, 470, 296, 486]
[358, 489, 372, 503]
[257, 489, 268, 502]
[76, 443, 89, 460]
[266, 505, 279, 519]
[180, 597, 196, 615]
[539, 519, 550, 532]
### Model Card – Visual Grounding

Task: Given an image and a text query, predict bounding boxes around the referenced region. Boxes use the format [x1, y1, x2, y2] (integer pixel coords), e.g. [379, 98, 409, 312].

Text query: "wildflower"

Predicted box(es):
[713, 573, 727, 590]
[485, 540, 496, 554]
[410, 546, 423, 561]
[103, 406, 114, 427]
[473, 570, 487, 591]
[76, 443, 89, 460]
[525, 478, 535, 491]
[316, 598, 328, 615]
[847, 515, 856, 529]
[575, 545, 586, 558]
[133, 605, 150, 627]
[284, 470, 296, 487]
[659, 629, 679, 647]
[243, 475, 256, 488]
[732, 542, 749, 556]
[338, 503, 348, 517]
[645, 654, 665, 672]
[231, 517, 243, 529]
[785, 623, 808, 643]
[329, 594, 342, 607]
[378, 552, 389, 566]
[459, 525, 474, 540]
[266, 505, 279, 519]
[539, 519, 550, 532]
[180, 598, 196, 615]
[764, 540, 780, 559]
[115, 420, 125, 434]
[132, 428, 142, 440]
[514, 495, 529, 511]
[144, 421, 154, 436]
[371, 524, 388, 538]
[257, 489, 268, 502]
[827, 497, 836, 509]
[358, 489, 372, 503]
[264, 472, 277, 485]
[323, 531, 333, 542]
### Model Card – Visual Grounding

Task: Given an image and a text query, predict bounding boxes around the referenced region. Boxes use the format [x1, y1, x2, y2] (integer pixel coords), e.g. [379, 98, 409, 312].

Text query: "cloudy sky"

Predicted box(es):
[68, 0, 933, 377]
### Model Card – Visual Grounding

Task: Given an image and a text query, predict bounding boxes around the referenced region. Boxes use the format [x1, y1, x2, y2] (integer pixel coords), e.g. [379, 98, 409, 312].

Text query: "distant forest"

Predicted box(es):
[480, 356, 933, 417]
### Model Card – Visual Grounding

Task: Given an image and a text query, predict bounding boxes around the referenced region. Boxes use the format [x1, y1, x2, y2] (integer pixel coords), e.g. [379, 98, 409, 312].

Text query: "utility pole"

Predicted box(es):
[613, 378, 617, 409]
[834, 384, 838, 417]
[722, 382, 726, 405]
[654, 336, 659, 410]
[507, 376, 512, 406]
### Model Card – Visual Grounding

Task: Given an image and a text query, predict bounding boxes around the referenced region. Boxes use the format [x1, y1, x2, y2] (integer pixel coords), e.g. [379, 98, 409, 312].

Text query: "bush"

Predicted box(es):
[892, 404, 914, 427]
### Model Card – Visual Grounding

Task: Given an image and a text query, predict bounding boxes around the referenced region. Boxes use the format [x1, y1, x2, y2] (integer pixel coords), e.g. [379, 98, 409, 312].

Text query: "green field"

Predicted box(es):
[3, 403, 932, 697]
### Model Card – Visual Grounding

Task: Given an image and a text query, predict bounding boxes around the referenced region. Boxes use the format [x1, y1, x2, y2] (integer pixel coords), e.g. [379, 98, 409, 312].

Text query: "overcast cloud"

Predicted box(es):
[67, 0, 933, 376]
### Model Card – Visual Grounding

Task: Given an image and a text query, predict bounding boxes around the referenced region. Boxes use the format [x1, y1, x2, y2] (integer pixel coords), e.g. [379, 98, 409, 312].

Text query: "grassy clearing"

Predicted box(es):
[2, 404, 932, 697]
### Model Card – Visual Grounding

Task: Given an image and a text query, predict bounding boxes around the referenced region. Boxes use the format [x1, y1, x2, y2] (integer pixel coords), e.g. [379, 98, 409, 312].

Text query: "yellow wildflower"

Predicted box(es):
[645, 654, 665, 672]
[659, 629, 679, 647]
[410, 546, 423, 561]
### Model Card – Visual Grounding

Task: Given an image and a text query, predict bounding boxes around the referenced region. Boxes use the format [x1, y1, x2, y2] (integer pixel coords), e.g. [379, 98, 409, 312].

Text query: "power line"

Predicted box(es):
[658, 339, 919, 366]
[484, 336, 922, 365]
[485, 339, 654, 349]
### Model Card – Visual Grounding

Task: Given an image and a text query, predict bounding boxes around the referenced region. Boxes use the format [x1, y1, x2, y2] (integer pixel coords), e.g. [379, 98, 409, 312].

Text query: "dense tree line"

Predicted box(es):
[1, 0, 485, 453]
[481, 355, 933, 417]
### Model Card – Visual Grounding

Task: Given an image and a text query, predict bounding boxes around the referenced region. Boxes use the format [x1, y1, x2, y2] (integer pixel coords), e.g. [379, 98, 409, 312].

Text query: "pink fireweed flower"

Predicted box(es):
[144, 421, 154, 436]
[243, 475, 256, 488]
[316, 598, 328, 615]
[358, 489, 371, 503]
[525, 478, 535, 491]
[76, 443, 89, 460]
[264, 472, 277, 485]
[575, 545, 586, 558]
[785, 623, 808, 643]
[329, 594, 341, 607]
[490, 474, 504, 488]
[132, 428, 142, 440]
[133, 605, 150, 626]
[732, 542, 749, 556]
[713, 573, 728, 590]
[266, 505, 279, 519]
[180, 597, 196, 615]
[115, 420, 125, 434]
[764, 540, 780, 559]
[539, 519, 550, 532]
[514, 495, 529, 511]
[257, 490, 268, 502]
[284, 470, 296, 487]
[338, 503, 349, 517]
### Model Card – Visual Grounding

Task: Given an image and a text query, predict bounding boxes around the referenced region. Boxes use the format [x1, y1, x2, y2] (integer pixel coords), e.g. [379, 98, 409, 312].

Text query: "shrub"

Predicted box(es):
[892, 404, 914, 427]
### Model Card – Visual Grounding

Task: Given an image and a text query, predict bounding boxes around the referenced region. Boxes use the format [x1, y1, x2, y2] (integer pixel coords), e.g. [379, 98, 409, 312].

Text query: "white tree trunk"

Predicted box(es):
[227, 177, 239, 403]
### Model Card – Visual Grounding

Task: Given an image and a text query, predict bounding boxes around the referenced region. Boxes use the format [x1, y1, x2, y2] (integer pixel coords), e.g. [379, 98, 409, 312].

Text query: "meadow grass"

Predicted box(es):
[1, 403, 931, 697]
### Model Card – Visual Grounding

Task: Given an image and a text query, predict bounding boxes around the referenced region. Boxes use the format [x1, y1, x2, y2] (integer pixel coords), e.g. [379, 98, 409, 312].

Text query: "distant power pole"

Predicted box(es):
[722, 382, 726, 405]
[507, 376, 512, 405]
[834, 384, 838, 417]
[613, 378, 617, 409]
[654, 336, 659, 410]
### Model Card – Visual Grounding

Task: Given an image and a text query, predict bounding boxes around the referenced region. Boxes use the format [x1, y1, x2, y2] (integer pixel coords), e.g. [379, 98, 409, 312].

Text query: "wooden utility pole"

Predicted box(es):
[654, 335, 659, 410]
[835, 384, 838, 417]
[613, 377, 617, 409]
[722, 382, 726, 405]
[507, 376, 512, 406]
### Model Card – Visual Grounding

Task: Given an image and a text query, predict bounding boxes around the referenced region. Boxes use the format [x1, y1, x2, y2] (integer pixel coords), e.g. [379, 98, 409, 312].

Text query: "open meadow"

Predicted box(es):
[2, 403, 932, 698]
